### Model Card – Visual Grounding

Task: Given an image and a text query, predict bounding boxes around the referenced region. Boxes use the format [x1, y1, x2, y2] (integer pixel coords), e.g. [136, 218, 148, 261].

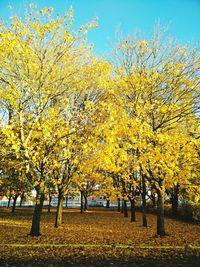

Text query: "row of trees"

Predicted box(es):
[0, 6, 199, 237]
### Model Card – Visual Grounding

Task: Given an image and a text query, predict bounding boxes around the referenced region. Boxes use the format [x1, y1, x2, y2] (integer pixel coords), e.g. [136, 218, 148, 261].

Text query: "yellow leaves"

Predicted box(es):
[84, 100, 95, 111]
[139, 40, 149, 49]
[2, 126, 20, 152]
[68, 6, 73, 20]
[49, 7, 54, 14]
[79, 18, 98, 35]
[40, 8, 47, 14]
[120, 43, 126, 50]
[63, 31, 73, 42]
[33, 181, 40, 187]
[0, 6, 199, 214]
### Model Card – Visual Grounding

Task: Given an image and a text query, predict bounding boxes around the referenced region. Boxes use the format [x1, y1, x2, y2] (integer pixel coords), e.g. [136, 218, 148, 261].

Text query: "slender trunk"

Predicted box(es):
[12, 194, 18, 213]
[65, 195, 68, 208]
[117, 198, 121, 212]
[157, 181, 165, 236]
[124, 200, 128, 217]
[106, 199, 110, 208]
[20, 192, 25, 207]
[121, 199, 124, 213]
[171, 184, 179, 215]
[151, 192, 156, 208]
[130, 199, 136, 222]
[84, 194, 88, 211]
[30, 188, 44, 236]
[55, 190, 63, 228]
[142, 174, 148, 227]
[48, 193, 52, 214]
[80, 190, 84, 213]
[7, 195, 11, 208]
[172, 194, 178, 215]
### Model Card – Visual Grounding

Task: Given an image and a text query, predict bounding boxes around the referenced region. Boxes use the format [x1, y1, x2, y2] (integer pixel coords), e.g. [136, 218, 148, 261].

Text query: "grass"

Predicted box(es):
[0, 207, 199, 266]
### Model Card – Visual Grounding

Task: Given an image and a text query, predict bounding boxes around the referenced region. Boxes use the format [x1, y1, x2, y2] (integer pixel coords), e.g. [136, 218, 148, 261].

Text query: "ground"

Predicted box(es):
[0, 207, 199, 266]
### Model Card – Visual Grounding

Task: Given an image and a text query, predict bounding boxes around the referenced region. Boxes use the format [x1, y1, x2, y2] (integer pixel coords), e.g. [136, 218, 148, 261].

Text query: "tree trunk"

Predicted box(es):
[84, 194, 88, 211]
[171, 184, 179, 215]
[142, 174, 148, 227]
[130, 199, 136, 222]
[106, 199, 110, 208]
[20, 192, 25, 207]
[124, 200, 128, 217]
[151, 192, 156, 208]
[80, 190, 84, 213]
[117, 198, 121, 212]
[48, 193, 52, 214]
[30, 188, 44, 236]
[65, 195, 68, 208]
[7, 195, 11, 208]
[157, 181, 165, 236]
[121, 199, 124, 213]
[55, 189, 63, 228]
[12, 194, 18, 213]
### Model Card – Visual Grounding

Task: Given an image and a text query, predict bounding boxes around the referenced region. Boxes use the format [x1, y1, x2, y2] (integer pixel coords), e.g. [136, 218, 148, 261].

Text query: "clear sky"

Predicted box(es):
[0, 0, 199, 56]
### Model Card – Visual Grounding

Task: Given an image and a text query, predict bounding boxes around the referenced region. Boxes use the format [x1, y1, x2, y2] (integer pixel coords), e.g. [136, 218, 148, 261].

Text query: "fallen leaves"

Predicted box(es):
[0, 207, 199, 266]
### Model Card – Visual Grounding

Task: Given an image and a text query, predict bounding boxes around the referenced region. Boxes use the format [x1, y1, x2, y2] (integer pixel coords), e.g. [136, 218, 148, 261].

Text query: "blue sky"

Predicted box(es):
[0, 0, 199, 56]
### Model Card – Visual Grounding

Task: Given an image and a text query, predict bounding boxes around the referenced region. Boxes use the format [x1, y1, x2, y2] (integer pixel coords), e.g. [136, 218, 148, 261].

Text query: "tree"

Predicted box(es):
[112, 30, 199, 236]
[0, 5, 98, 236]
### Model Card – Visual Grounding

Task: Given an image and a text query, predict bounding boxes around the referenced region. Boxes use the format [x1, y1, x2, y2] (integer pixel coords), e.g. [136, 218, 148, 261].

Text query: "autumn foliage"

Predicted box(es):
[0, 5, 199, 265]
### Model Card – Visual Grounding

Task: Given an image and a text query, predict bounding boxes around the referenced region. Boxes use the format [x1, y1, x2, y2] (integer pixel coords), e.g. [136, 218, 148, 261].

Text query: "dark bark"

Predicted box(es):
[65, 195, 68, 208]
[157, 181, 165, 236]
[121, 199, 124, 213]
[106, 199, 110, 208]
[20, 192, 25, 207]
[48, 193, 52, 214]
[171, 184, 179, 215]
[55, 189, 64, 228]
[12, 194, 18, 213]
[130, 199, 136, 222]
[7, 195, 12, 208]
[124, 200, 128, 217]
[84, 194, 88, 211]
[150, 189, 156, 208]
[142, 174, 148, 227]
[80, 190, 84, 213]
[117, 198, 121, 212]
[30, 188, 44, 236]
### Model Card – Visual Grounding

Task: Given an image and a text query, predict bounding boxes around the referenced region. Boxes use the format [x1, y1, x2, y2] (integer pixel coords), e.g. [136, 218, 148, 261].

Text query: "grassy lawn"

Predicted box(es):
[0, 207, 199, 266]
